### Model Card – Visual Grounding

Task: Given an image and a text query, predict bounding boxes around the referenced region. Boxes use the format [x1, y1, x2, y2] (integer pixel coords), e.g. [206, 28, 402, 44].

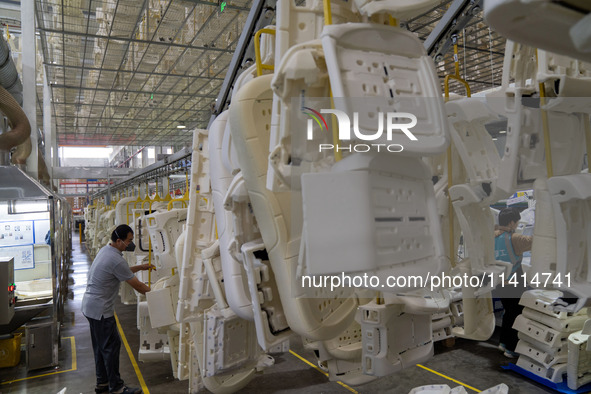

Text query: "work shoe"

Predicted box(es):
[95, 383, 109, 393]
[110, 386, 143, 394]
[503, 350, 519, 359]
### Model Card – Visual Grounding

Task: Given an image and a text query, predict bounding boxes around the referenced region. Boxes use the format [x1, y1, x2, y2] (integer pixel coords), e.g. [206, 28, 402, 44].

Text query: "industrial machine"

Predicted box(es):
[0, 257, 15, 325]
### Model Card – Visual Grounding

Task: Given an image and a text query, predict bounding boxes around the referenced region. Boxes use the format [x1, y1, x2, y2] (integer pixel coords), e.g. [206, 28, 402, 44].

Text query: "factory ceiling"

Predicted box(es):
[5, 0, 508, 146]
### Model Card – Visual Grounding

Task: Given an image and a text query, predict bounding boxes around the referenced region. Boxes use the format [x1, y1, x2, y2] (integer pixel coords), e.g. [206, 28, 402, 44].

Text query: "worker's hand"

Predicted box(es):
[140, 263, 156, 271]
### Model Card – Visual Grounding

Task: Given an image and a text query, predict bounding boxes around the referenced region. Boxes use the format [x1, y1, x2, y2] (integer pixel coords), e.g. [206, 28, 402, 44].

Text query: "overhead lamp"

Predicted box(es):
[177, 123, 186, 129]
[499, 130, 506, 134]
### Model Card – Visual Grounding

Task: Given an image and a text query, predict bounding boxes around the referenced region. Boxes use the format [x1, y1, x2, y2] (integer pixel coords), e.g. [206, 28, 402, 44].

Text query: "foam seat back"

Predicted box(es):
[301, 153, 447, 287]
[537, 50, 591, 113]
[484, 0, 591, 64]
[132, 209, 152, 259]
[439, 100, 506, 341]
[353, 0, 439, 19]
[430, 146, 465, 262]
[211, 33, 276, 320]
[114, 196, 136, 225]
[531, 175, 591, 311]
[547, 175, 591, 309]
[229, 74, 358, 341]
[209, 111, 252, 319]
[275, 0, 358, 65]
[450, 184, 511, 278]
[497, 105, 585, 195]
[268, 0, 359, 191]
[177, 129, 217, 323]
[145, 208, 187, 272]
[91, 206, 108, 255]
[446, 98, 502, 199]
[321, 23, 448, 156]
[487, 40, 586, 195]
[211, 89, 291, 351]
[175, 130, 265, 393]
[446, 184, 506, 342]
[268, 40, 331, 191]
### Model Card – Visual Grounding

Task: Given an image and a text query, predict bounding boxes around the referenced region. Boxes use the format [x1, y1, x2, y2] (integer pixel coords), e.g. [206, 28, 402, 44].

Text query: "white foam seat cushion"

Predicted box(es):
[229, 74, 358, 341]
[321, 23, 448, 156]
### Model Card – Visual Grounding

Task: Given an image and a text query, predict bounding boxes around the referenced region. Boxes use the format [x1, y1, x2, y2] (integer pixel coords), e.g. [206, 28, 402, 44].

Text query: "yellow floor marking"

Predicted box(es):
[114, 311, 150, 394]
[289, 349, 358, 393]
[417, 364, 481, 392]
[1, 336, 76, 385]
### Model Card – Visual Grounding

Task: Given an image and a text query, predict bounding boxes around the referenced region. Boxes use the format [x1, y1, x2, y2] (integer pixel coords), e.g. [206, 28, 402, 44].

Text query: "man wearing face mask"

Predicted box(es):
[494, 207, 532, 359]
[82, 224, 154, 394]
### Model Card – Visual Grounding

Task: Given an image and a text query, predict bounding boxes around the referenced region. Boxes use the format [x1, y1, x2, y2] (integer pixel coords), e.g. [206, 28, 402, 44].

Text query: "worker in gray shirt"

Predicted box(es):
[82, 224, 154, 394]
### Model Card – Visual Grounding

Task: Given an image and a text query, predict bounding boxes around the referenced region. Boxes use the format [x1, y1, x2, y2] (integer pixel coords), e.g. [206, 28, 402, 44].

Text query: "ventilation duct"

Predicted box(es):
[0, 84, 31, 166]
[0, 33, 23, 105]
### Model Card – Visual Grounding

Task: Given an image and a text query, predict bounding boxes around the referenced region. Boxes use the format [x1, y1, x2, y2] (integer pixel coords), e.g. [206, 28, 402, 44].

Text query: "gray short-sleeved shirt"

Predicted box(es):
[82, 244, 134, 320]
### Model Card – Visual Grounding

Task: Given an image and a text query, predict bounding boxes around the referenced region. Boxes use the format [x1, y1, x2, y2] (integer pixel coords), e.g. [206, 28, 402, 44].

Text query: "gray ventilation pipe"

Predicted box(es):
[0, 34, 22, 105]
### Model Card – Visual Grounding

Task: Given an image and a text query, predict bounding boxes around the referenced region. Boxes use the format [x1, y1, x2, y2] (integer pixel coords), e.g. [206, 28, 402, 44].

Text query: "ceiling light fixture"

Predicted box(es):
[177, 123, 186, 129]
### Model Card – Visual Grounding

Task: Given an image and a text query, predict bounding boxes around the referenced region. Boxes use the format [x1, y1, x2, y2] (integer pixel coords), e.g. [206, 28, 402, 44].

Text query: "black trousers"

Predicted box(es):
[499, 297, 523, 352]
[86, 315, 125, 392]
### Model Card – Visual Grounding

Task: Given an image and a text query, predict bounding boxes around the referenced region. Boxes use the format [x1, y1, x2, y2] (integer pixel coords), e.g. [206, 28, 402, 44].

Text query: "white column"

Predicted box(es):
[22, 0, 38, 179]
[52, 119, 59, 190]
[160, 176, 170, 198]
[43, 69, 53, 179]
[141, 147, 149, 168]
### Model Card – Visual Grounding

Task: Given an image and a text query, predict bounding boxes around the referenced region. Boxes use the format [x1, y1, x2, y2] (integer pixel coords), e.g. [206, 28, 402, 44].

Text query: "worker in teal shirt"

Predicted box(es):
[494, 207, 532, 358]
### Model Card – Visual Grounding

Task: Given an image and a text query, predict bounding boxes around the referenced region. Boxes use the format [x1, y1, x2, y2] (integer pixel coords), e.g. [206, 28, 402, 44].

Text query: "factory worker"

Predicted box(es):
[82, 224, 154, 394]
[494, 207, 532, 358]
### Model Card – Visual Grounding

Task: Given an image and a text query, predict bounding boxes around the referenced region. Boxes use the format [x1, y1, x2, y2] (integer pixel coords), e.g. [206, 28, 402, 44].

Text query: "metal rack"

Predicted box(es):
[89, 0, 276, 200]
[91, 147, 192, 201]
[0, 166, 72, 370]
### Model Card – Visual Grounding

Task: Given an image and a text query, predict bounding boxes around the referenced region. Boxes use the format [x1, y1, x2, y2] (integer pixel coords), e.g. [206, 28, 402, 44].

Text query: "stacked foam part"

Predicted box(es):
[513, 290, 588, 385]
[431, 311, 453, 342]
[566, 318, 591, 390]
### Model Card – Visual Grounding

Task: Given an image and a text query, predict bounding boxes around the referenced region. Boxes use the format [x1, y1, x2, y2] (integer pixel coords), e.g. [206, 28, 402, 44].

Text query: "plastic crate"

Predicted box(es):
[0, 332, 22, 368]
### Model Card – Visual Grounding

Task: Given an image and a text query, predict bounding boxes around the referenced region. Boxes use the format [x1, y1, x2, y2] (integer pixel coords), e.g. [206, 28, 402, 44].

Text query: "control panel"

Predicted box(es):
[0, 257, 15, 325]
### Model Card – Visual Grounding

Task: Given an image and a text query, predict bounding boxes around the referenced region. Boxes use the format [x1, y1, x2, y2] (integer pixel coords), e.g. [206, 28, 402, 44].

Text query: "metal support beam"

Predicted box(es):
[57, 193, 98, 198]
[210, 0, 275, 121]
[37, 27, 235, 54]
[42, 63, 225, 81]
[49, 83, 218, 98]
[91, 147, 193, 199]
[52, 167, 135, 179]
[183, 0, 250, 11]
[22, 0, 37, 179]
[423, 0, 483, 61]
[43, 68, 53, 180]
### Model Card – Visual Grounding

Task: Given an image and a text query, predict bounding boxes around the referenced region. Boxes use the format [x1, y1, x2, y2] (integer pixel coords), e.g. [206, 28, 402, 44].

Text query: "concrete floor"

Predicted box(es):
[0, 232, 558, 394]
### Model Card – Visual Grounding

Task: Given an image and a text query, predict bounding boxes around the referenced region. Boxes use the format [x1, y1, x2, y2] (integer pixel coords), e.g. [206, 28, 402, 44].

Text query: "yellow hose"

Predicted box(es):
[443, 41, 471, 267]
